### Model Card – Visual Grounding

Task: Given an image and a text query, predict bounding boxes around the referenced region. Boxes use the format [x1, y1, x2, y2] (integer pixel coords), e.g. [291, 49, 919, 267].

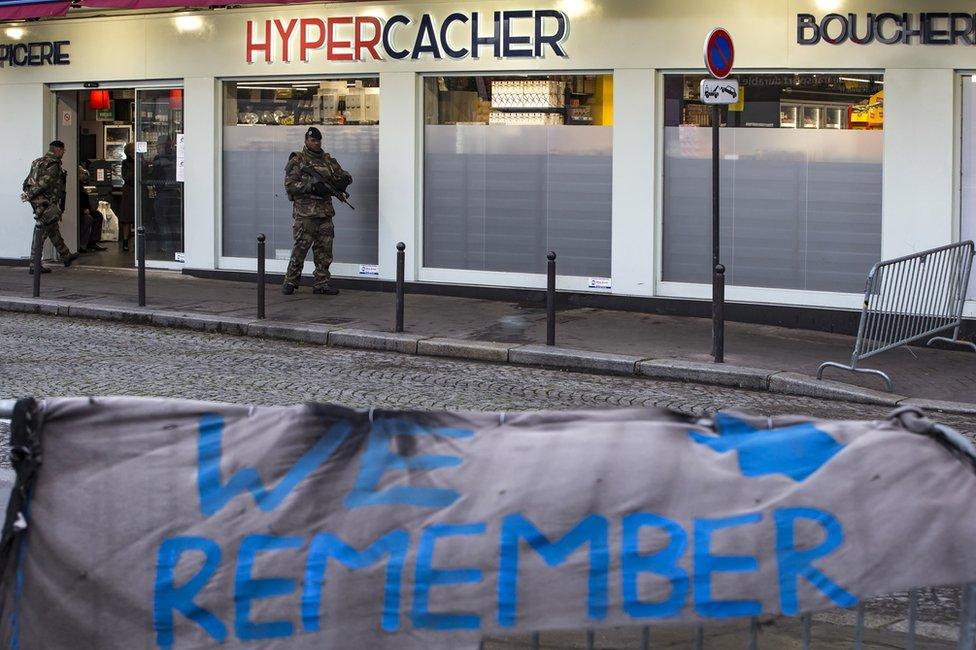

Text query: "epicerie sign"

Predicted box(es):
[0, 40, 69, 68]
[798, 12, 976, 45]
[246, 10, 569, 63]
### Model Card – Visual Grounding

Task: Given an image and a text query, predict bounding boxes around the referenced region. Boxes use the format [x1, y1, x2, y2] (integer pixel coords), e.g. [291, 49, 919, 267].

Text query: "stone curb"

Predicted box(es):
[148, 311, 252, 337]
[3, 296, 975, 414]
[67, 303, 155, 324]
[246, 321, 333, 345]
[328, 328, 426, 354]
[417, 338, 517, 363]
[637, 358, 772, 390]
[768, 371, 905, 407]
[0, 297, 67, 316]
[897, 397, 976, 416]
[509, 344, 644, 376]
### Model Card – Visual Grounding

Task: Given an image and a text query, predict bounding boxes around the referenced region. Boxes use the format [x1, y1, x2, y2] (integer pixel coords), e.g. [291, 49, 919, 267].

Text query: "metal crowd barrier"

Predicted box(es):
[484, 586, 976, 648]
[818, 241, 976, 392]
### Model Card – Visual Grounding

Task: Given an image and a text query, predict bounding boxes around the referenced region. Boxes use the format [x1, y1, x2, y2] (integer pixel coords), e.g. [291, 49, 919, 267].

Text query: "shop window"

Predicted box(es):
[662, 73, 884, 293]
[423, 74, 612, 277]
[221, 79, 379, 263]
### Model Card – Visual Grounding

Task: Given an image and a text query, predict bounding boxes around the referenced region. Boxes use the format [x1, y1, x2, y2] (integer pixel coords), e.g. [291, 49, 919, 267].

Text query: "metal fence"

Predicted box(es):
[818, 241, 976, 392]
[484, 588, 976, 648]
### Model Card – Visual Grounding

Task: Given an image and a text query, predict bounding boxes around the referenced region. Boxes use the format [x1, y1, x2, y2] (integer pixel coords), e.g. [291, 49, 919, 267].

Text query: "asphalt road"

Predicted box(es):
[0, 312, 971, 649]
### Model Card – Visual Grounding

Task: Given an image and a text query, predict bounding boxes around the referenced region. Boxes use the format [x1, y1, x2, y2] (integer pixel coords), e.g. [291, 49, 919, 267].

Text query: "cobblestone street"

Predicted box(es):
[0, 312, 972, 649]
[3, 312, 975, 431]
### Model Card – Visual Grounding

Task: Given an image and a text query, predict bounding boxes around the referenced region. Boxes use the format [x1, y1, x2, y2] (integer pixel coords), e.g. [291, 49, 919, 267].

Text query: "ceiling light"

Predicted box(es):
[174, 15, 204, 33]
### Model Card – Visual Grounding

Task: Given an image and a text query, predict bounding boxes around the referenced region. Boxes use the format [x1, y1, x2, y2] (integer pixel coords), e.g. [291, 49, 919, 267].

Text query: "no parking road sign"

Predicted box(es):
[703, 27, 734, 79]
[702, 26, 735, 364]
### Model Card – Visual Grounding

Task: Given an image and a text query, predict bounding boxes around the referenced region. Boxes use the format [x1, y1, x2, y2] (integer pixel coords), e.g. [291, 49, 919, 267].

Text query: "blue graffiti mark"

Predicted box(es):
[775, 508, 857, 614]
[412, 523, 487, 630]
[197, 414, 353, 517]
[694, 513, 763, 618]
[689, 412, 845, 482]
[345, 417, 475, 509]
[153, 537, 228, 649]
[302, 530, 410, 633]
[621, 513, 689, 619]
[498, 513, 609, 627]
[234, 535, 305, 641]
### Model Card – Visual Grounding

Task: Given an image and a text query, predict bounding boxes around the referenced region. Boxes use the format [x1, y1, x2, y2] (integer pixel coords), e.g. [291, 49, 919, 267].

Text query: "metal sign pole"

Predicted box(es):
[711, 104, 724, 363]
[703, 27, 734, 364]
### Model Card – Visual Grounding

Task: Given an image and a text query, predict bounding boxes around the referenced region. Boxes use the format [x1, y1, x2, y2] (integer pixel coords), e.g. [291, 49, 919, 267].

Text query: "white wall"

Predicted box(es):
[611, 68, 655, 297]
[183, 77, 218, 270]
[0, 84, 49, 261]
[882, 69, 956, 258]
[378, 72, 418, 282]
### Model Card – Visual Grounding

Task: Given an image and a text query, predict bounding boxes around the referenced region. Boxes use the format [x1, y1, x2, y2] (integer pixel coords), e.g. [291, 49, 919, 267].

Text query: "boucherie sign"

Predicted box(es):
[798, 12, 976, 45]
[246, 10, 569, 63]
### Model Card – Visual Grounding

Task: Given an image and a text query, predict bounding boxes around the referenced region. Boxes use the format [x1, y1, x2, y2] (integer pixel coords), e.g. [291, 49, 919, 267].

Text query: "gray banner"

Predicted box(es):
[2, 398, 976, 649]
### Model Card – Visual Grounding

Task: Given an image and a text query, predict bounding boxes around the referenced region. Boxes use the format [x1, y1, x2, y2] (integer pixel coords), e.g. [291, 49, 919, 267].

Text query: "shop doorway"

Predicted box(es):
[53, 83, 185, 269]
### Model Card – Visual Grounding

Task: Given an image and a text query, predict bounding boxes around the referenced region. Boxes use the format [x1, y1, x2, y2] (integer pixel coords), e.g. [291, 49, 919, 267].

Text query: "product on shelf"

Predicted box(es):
[490, 79, 565, 109]
[489, 111, 564, 126]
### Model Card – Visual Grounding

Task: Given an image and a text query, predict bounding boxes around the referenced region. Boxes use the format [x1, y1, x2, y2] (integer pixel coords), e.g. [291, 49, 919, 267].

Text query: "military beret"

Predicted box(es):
[305, 127, 322, 141]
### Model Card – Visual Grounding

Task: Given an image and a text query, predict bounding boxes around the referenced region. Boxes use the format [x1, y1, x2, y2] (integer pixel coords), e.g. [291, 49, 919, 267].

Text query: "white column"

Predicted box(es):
[182, 76, 218, 270]
[378, 72, 418, 282]
[610, 68, 656, 297]
[882, 69, 956, 259]
[0, 84, 48, 261]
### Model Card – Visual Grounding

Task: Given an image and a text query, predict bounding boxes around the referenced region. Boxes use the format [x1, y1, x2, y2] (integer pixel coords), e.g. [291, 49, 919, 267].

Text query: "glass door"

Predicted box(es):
[135, 87, 184, 264]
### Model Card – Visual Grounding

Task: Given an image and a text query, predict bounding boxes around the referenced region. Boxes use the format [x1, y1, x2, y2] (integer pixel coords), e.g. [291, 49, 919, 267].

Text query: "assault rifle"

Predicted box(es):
[308, 167, 355, 210]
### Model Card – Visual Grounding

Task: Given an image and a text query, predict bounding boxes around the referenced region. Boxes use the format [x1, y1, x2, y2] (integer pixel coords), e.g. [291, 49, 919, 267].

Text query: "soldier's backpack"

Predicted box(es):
[21, 157, 46, 199]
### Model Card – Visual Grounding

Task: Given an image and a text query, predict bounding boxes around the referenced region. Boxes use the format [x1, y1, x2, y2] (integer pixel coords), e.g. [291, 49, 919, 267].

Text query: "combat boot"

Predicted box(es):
[28, 267, 52, 274]
[281, 283, 296, 295]
[313, 284, 340, 296]
[62, 252, 79, 267]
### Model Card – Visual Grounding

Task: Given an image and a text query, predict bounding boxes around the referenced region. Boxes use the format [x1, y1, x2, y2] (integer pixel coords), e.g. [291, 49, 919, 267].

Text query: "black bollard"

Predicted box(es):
[395, 242, 405, 333]
[31, 225, 42, 298]
[257, 234, 266, 320]
[137, 226, 146, 307]
[712, 263, 725, 363]
[546, 251, 556, 346]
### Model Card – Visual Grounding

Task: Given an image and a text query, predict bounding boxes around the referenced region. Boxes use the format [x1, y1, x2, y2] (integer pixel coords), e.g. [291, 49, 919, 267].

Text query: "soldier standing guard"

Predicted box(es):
[281, 126, 353, 296]
[21, 140, 79, 274]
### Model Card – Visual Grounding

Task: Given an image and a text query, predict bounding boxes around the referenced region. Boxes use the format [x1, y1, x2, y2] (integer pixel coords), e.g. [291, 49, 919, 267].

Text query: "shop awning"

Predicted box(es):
[80, 0, 344, 8]
[0, 0, 68, 20]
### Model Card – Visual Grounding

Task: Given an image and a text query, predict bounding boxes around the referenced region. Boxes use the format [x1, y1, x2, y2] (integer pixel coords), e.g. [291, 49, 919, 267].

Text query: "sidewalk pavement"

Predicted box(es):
[1, 265, 974, 412]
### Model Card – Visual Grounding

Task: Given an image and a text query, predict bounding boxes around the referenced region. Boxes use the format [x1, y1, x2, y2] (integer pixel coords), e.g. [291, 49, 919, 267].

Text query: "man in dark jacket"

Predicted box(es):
[78, 164, 106, 253]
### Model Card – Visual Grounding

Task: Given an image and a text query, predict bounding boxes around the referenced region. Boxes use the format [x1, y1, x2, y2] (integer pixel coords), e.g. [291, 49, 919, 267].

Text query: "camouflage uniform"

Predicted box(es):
[282, 147, 352, 290]
[24, 152, 71, 269]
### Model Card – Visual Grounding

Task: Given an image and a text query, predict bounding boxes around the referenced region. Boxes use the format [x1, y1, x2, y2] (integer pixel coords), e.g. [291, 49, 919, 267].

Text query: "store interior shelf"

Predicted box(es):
[491, 107, 566, 113]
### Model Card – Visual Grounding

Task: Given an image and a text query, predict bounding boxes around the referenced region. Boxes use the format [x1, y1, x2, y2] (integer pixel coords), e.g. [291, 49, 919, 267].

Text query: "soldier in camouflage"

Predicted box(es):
[21, 140, 79, 274]
[281, 127, 353, 295]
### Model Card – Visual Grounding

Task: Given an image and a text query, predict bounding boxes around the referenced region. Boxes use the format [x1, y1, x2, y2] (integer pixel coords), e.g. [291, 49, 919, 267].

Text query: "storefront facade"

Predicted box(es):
[1, 0, 974, 319]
